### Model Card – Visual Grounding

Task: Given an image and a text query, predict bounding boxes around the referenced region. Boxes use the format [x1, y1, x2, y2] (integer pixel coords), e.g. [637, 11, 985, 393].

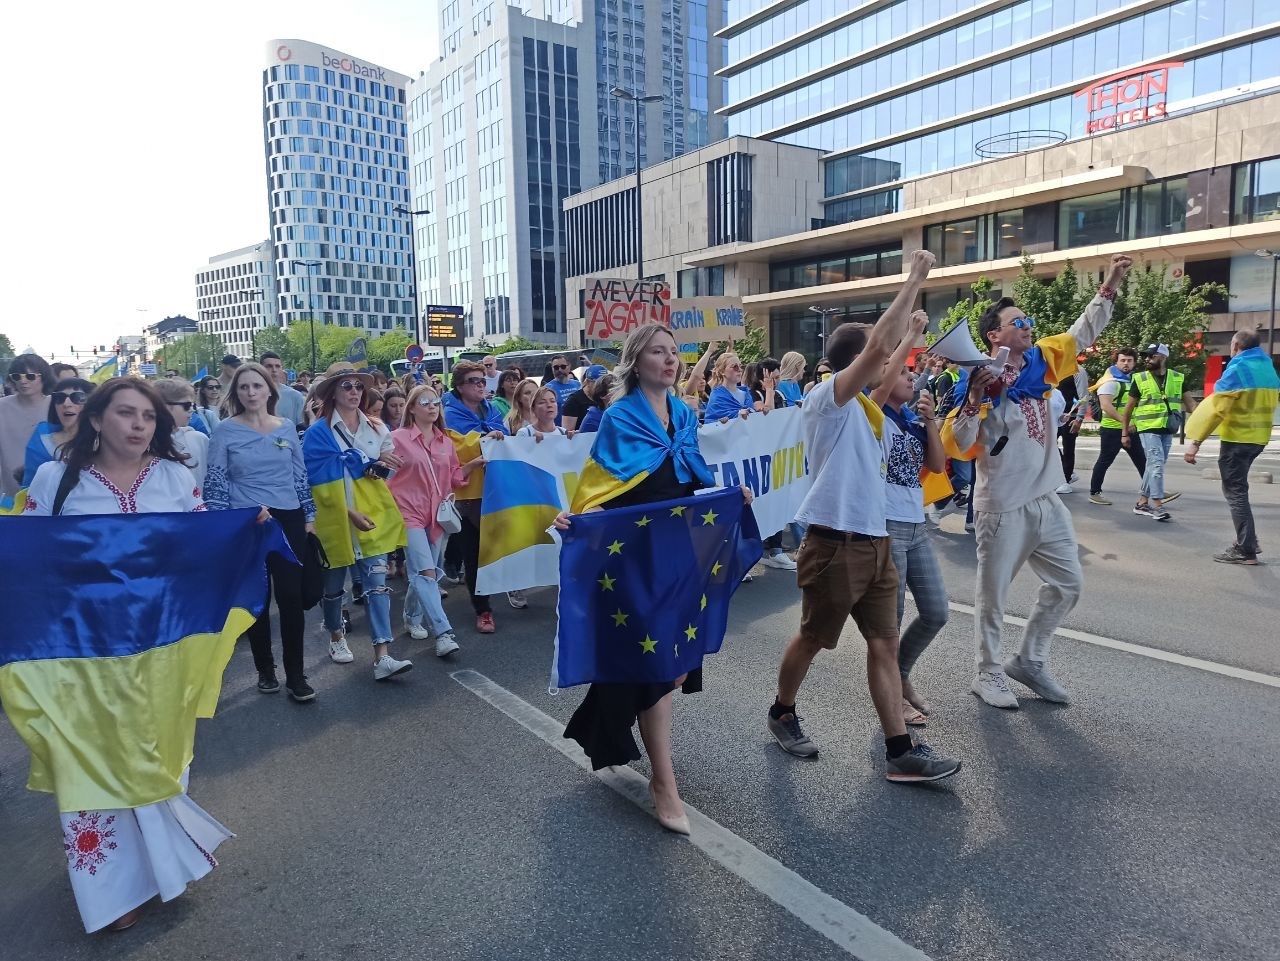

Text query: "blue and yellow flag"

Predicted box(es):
[1186, 346, 1279, 445]
[443, 392, 507, 499]
[89, 356, 118, 385]
[552, 487, 762, 688]
[572, 389, 712, 513]
[0, 509, 292, 812]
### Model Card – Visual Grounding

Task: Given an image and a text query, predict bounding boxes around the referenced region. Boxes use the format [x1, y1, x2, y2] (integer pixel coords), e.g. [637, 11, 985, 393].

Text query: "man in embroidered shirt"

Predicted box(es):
[943, 253, 1133, 709]
[766, 248, 962, 784]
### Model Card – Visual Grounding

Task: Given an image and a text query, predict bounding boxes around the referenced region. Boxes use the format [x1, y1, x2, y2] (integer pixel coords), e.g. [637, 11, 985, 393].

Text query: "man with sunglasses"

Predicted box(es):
[943, 253, 1134, 709]
[544, 355, 581, 426]
[1, 355, 54, 498]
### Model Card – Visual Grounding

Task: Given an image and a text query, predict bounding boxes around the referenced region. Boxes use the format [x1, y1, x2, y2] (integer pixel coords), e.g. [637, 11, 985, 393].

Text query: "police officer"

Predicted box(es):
[1121, 344, 1196, 521]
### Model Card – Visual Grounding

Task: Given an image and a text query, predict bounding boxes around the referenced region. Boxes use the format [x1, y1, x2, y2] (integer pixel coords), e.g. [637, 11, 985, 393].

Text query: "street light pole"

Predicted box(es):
[609, 86, 663, 282]
[808, 305, 842, 353]
[292, 259, 321, 374]
[1257, 249, 1279, 361]
[394, 205, 431, 346]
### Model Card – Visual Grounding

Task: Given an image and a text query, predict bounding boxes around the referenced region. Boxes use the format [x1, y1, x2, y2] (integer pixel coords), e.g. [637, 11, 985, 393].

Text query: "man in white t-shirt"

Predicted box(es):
[767, 248, 962, 784]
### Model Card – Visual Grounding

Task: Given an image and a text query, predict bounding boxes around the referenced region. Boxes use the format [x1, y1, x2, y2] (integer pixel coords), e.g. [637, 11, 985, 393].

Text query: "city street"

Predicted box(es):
[2, 448, 1278, 961]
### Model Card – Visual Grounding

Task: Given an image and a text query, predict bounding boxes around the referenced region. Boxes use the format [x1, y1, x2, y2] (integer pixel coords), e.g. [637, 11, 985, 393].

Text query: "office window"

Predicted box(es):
[1059, 190, 1125, 248]
[995, 209, 1025, 259]
[678, 268, 700, 297]
[1232, 157, 1280, 224]
[1132, 178, 1187, 238]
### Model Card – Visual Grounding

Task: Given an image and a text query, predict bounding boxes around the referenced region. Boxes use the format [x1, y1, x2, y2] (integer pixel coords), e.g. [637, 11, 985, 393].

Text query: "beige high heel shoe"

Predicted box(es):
[648, 781, 691, 836]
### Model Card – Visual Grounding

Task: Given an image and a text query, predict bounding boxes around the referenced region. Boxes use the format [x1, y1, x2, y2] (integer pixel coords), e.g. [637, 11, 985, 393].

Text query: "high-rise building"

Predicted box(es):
[263, 40, 414, 340]
[409, 1, 727, 345]
[719, 0, 1280, 225]
[194, 242, 278, 360]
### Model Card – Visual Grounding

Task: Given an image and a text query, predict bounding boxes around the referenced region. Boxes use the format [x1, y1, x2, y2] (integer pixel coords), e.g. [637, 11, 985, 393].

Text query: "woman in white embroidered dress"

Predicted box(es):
[24, 378, 235, 934]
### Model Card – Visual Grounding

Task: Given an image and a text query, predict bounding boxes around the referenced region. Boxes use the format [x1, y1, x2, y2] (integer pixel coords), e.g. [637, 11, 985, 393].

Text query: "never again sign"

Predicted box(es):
[584, 278, 671, 340]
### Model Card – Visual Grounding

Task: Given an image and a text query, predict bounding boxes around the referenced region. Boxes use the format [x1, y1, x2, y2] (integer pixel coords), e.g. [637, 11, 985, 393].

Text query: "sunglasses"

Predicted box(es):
[167, 401, 194, 412]
[1002, 316, 1035, 331]
[416, 399, 441, 408]
[9, 371, 40, 382]
[462, 377, 487, 387]
[552, 365, 569, 371]
[338, 380, 365, 391]
[52, 391, 88, 405]
[204, 384, 221, 391]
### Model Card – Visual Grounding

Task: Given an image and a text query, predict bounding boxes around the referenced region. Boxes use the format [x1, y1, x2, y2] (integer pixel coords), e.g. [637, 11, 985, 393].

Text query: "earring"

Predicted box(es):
[91, 432, 100, 453]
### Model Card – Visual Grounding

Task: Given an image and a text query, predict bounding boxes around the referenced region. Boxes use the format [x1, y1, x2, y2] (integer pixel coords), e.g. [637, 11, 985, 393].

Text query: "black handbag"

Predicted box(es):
[301, 533, 330, 610]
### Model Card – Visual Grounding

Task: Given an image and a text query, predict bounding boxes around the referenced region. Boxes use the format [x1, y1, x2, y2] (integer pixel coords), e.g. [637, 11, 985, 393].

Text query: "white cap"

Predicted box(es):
[1142, 343, 1170, 358]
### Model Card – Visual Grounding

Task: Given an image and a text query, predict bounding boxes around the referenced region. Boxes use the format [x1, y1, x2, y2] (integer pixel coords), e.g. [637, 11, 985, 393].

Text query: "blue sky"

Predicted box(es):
[1, 0, 438, 361]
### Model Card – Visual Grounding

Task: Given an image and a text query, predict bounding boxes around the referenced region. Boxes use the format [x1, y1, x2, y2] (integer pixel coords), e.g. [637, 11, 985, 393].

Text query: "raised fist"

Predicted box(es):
[908, 249, 936, 279]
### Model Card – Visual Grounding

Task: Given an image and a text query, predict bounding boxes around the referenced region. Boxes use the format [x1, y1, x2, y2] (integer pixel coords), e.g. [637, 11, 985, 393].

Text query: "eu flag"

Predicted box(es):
[552, 487, 763, 688]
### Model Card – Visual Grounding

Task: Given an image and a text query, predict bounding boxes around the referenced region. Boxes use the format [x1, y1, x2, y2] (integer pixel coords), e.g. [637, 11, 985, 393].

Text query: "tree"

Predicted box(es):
[366, 331, 414, 370]
[733, 314, 769, 364]
[0, 333, 14, 361]
[153, 333, 226, 378]
[491, 335, 544, 355]
[252, 326, 294, 366]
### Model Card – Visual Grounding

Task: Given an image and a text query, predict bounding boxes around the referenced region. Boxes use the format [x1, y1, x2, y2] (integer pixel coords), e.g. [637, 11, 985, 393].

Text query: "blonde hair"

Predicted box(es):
[223, 362, 280, 417]
[403, 384, 445, 436]
[531, 386, 559, 425]
[154, 378, 195, 405]
[506, 379, 540, 433]
[609, 323, 683, 404]
[779, 351, 806, 382]
[709, 352, 741, 390]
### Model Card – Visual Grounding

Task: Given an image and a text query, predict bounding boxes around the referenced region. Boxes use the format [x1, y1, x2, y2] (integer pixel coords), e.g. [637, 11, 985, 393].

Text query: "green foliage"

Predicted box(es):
[1010, 256, 1092, 340]
[932, 276, 998, 348]
[0, 333, 14, 360]
[491, 336, 544, 355]
[153, 333, 227, 378]
[366, 331, 414, 370]
[734, 314, 769, 364]
[252, 326, 292, 364]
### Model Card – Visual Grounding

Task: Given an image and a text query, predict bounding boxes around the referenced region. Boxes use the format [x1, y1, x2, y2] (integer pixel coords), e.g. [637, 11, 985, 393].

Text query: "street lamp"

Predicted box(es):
[609, 86, 663, 281]
[393, 205, 431, 345]
[808, 305, 842, 351]
[1255, 249, 1279, 360]
[239, 289, 265, 360]
[291, 259, 321, 374]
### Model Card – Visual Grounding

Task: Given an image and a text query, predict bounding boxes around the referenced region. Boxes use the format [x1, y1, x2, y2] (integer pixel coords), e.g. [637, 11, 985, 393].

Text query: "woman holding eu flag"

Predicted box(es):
[555, 323, 749, 836]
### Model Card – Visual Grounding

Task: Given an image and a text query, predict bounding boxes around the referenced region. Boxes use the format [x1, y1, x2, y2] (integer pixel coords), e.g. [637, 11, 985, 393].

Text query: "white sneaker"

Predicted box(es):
[925, 506, 943, 526]
[329, 636, 354, 664]
[373, 653, 413, 681]
[761, 553, 797, 571]
[971, 670, 1019, 708]
[1055, 483, 1073, 494]
[964, 520, 975, 533]
[507, 590, 529, 609]
[434, 632, 460, 657]
[742, 572, 754, 583]
[404, 621, 430, 641]
[1069, 472, 1080, 483]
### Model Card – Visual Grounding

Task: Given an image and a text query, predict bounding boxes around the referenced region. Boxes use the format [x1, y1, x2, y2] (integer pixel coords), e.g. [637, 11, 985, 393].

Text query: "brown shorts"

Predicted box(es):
[797, 527, 900, 649]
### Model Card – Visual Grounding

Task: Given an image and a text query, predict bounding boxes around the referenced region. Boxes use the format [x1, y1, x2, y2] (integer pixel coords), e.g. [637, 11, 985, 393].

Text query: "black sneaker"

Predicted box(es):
[1132, 502, 1154, 518]
[287, 677, 317, 702]
[767, 710, 819, 758]
[886, 743, 961, 783]
[257, 671, 280, 694]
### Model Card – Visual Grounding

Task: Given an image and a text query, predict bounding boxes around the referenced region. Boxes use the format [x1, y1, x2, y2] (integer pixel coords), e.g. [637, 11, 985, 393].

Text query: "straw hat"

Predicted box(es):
[313, 362, 374, 403]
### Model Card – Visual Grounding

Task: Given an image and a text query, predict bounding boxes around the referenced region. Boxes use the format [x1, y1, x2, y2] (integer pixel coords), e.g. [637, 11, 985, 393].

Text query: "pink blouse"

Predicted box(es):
[387, 424, 465, 539]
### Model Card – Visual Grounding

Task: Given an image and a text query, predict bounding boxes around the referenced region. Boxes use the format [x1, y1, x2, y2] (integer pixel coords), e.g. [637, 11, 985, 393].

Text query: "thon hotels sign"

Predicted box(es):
[1076, 62, 1183, 135]
[274, 43, 387, 81]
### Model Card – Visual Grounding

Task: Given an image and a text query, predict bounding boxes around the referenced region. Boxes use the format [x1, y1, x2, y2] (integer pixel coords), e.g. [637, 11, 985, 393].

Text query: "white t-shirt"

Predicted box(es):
[1097, 380, 1120, 398]
[793, 379, 889, 537]
[173, 425, 209, 490]
[25, 458, 206, 516]
[515, 424, 566, 438]
[883, 416, 925, 524]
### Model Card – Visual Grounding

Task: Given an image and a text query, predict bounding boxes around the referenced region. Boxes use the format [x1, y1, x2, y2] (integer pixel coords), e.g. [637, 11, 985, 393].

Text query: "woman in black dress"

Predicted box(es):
[555, 323, 749, 835]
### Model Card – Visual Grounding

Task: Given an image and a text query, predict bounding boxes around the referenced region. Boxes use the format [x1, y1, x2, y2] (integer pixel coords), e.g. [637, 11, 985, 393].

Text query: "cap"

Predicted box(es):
[1141, 343, 1170, 357]
[221, 354, 242, 366]
[584, 364, 608, 380]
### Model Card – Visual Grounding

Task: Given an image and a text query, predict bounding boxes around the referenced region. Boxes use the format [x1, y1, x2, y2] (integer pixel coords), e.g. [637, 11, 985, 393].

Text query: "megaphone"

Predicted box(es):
[930, 320, 994, 367]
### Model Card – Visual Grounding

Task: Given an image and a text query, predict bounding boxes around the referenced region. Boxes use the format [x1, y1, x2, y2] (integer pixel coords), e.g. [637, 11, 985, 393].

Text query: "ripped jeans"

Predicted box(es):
[323, 554, 393, 646]
[402, 527, 452, 637]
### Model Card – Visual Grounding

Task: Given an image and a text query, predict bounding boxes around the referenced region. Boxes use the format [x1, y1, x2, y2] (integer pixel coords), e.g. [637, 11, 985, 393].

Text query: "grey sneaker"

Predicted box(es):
[1088, 493, 1111, 506]
[886, 743, 961, 783]
[1003, 655, 1070, 704]
[434, 632, 460, 657]
[373, 654, 413, 681]
[767, 710, 819, 758]
[971, 670, 1019, 708]
[1133, 502, 1154, 518]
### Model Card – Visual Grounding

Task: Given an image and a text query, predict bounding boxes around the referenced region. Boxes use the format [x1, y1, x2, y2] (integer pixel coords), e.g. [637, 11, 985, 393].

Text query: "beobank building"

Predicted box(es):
[262, 39, 415, 343]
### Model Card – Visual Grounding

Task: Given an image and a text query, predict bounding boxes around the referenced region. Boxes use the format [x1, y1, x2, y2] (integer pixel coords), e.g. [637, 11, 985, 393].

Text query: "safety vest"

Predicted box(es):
[1131, 369, 1185, 432]
[1093, 375, 1130, 430]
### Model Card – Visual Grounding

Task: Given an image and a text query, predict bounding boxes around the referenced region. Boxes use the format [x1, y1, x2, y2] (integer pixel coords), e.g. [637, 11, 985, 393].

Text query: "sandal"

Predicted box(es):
[107, 909, 141, 932]
[902, 701, 927, 727]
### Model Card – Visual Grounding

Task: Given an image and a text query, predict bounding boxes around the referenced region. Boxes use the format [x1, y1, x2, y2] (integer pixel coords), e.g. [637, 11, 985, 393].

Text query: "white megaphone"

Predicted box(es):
[931, 319, 997, 367]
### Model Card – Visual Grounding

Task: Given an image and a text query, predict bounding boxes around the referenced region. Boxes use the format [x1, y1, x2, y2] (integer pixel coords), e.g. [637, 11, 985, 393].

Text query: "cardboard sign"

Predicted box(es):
[425, 305, 467, 347]
[584, 278, 671, 340]
[668, 297, 746, 342]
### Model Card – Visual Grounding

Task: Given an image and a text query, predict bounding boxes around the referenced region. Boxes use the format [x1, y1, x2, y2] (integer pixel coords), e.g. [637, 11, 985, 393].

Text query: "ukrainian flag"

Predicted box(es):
[1186, 346, 1279, 445]
[303, 420, 405, 568]
[89, 356, 118, 385]
[573, 389, 712, 512]
[0, 509, 291, 812]
[442, 393, 508, 499]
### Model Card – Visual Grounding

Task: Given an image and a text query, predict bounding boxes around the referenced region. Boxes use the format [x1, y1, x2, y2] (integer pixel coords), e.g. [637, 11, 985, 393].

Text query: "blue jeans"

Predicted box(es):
[886, 519, 950, 679]
[323, 555, 393, 646]
[403, 528, 452, 637]
[1138, 432, 1173, 501]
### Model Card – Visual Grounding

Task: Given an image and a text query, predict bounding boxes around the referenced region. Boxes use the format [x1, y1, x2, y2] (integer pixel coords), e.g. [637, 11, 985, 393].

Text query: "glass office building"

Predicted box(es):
[263, 40, 414, 339]
[719, 0, 1280, 224]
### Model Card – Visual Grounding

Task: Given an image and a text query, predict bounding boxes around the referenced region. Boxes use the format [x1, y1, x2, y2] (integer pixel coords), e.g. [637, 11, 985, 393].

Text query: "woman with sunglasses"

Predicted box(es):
[388, 384, 476, 656]
[704, 351, 760, 422]
[804, 358, 833, 397]
[1, 355, 53, 499]
[196, 377, 223, 430]
[205, 363, 318, 701]
[153, 378, 208, 489]
[22, 378, 93, 488]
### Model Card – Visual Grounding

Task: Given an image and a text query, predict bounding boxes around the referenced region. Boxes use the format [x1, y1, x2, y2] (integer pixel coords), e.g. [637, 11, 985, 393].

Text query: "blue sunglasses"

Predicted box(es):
[1003, 316, 1035, 330]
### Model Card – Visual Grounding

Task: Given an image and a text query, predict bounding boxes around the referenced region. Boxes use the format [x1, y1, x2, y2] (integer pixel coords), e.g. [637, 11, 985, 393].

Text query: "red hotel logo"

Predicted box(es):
[277, 45, 292, 61]
[1075, 61, 1183, 135]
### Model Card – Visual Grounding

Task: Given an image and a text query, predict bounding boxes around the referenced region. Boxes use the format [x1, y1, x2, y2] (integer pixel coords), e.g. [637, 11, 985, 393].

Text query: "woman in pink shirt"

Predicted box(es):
[388, 384, 474, 657]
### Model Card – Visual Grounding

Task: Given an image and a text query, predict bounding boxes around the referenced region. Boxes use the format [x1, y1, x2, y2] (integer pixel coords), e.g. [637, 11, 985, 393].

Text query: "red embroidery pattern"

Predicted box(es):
[86, 459, 158, 514]
[22, 497, 37, 512]
[63, 812, 118, 874]
[1020, 397, 1048, 447]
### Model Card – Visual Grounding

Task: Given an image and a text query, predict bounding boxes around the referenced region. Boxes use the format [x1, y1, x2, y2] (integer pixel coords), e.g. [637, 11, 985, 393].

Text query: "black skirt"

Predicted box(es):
[563, 439, 702, 770]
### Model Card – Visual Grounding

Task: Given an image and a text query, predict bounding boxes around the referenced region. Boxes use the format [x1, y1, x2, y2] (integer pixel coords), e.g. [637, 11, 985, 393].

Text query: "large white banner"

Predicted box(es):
[474, 408, 810, 594]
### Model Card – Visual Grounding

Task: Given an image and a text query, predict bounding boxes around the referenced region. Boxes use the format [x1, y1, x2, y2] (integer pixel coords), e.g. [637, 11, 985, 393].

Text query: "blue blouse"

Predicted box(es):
[204, 418, 316, 519]
[704, 384, 755, 421]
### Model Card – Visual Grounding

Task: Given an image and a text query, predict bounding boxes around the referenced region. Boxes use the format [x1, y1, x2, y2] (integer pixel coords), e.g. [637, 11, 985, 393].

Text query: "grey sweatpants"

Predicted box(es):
[973, 492, 1083, 673]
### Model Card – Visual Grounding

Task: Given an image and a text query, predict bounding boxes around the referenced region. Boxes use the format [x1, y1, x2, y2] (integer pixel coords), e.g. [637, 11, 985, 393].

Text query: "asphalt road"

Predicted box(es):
[2, 445, 1278, 961]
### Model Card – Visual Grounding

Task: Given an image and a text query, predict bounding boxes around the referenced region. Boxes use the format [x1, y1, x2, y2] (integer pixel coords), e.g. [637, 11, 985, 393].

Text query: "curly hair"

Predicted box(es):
[61, 378, 187, 479]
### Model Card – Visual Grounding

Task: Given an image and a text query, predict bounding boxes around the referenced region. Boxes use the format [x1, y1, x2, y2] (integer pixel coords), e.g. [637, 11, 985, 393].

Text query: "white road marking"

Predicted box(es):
[451, 669, 933, 961]
[947, 602, 1280, 689]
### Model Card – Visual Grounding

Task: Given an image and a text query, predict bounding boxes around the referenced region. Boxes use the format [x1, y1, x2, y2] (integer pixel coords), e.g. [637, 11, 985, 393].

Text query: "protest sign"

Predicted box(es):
[583, 278, 671, 340]
[668, 297, 746, 342]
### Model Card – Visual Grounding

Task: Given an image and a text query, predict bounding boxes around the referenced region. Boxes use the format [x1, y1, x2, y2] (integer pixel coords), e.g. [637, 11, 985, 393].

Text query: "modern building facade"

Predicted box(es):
[409, 0, 728, 346]
[563, 136, 825, 344]
[718, 0, 1280, 227]
[194, 242, 279, 360]
[263, 40, 414, 340]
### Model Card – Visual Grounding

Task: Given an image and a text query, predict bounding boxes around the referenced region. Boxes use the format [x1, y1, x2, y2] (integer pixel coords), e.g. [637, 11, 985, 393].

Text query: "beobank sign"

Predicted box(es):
[275, 44, 386, 81]
[1075, 61, 1183, 135]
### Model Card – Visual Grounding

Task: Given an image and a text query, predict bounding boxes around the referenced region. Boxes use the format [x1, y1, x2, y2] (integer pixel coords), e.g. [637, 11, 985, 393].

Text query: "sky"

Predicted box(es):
[0, 0, 439, 363]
